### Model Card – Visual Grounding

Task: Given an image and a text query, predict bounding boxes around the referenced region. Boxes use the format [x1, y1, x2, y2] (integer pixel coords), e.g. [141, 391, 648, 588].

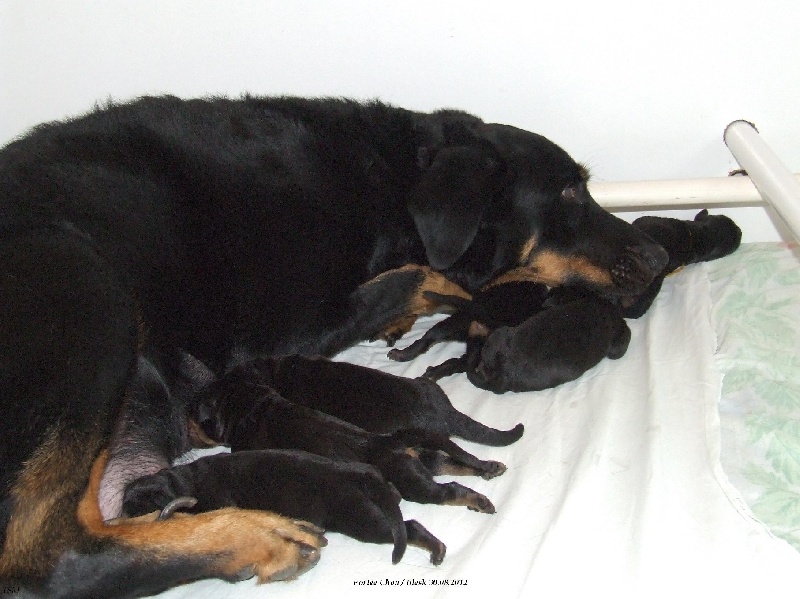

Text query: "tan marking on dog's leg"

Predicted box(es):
[77, 451, 326, 583]
[0, 426, 101, 578]
[372, 265, 471, 342]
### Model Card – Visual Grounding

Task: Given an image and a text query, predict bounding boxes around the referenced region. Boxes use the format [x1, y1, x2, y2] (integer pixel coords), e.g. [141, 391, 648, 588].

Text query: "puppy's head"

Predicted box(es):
[409, 115, 669, 297]
[690, 209, 742, 261]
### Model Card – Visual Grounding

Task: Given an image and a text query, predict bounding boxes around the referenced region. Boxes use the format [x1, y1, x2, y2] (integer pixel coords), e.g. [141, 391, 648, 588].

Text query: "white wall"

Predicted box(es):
[3, 0, 799, 240]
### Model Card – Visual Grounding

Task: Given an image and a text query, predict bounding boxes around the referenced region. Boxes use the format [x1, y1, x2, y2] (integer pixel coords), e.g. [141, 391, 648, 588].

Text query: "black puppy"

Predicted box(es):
[388, 279, 549, 363]
[619, 209, 742, 317]
[123, 449, 446, 565]
[239, 355, 524, 444]
[467, 288, 631, 393]
[191, 362, 505, 514]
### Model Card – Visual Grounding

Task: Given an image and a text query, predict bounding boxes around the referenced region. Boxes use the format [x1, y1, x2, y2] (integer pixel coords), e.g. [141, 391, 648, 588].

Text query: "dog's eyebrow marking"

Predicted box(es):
[527, 250, 612, 287]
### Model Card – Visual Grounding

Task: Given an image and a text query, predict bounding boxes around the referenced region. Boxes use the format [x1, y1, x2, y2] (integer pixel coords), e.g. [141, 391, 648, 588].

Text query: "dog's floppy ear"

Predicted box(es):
[409, 145, 502, 270]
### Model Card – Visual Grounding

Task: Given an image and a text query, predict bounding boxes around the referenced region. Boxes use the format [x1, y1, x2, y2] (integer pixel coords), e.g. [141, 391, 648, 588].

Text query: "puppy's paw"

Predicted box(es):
[479, 460, 507, 480]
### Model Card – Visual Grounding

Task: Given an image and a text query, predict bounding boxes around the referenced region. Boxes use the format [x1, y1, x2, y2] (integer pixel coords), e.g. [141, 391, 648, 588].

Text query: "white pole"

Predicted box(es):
[724, 120, 800, 241]
[588, 175, 778, 209]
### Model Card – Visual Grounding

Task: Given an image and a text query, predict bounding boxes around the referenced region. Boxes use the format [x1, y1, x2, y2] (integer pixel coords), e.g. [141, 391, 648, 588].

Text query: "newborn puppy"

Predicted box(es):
[237, 355, 524, 446]
[467, 289, 631, 393]
[619, 209, 742, 317]
[192, 365, 505, 516]
[123, 449, 445, 565]
[388, 280, 549, 362]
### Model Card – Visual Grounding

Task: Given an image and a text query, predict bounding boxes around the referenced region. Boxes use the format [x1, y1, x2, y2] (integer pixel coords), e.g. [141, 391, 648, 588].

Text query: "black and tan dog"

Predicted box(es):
[388, 280, 549, 364]
[0, 95, 668, 596]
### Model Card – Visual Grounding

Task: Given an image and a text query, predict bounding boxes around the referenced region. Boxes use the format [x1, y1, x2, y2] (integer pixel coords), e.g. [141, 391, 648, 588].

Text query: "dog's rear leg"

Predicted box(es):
[0, 227, 324, 597]
[385, 455, 496, 513]
[405, 520, 446, 565]
[416, 443, 507, 480]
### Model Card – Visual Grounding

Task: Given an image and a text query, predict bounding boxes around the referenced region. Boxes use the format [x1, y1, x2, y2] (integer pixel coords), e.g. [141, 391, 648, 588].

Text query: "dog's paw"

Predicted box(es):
[442, 482, 496, 514]
[479, 461, 507, 480]
[211, 511, 327, 583]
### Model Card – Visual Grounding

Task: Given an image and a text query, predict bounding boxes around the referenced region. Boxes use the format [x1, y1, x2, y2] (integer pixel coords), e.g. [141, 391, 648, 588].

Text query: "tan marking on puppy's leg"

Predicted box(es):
[467, 321, 490, 338]
[517, 235, 539, 265]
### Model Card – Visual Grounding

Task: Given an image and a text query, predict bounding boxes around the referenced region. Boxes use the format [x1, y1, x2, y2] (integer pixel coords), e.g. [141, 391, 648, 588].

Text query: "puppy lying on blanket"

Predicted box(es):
[123, 449, 444, 565]
[408, 285, 629, 392]
[619, 209, 743, 318]
[192, 362, 505, 512]
[467, 288, 631, 393]
[236, 355, 524, 444]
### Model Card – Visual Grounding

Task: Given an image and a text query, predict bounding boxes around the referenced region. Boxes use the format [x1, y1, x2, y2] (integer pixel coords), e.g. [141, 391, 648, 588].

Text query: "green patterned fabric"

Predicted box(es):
[708, 242, 800, 551]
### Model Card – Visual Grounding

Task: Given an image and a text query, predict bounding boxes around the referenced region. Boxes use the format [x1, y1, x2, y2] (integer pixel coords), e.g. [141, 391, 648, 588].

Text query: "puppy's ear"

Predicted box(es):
[409, 146, 502, 270]
[694, 209, 709, 221]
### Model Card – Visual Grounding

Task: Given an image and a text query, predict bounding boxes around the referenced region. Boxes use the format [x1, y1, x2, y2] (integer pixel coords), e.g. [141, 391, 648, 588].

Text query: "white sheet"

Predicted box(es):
[152, 265, 800, 598]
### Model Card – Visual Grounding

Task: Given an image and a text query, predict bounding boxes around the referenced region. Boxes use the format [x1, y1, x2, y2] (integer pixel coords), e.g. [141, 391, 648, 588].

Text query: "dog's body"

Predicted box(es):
[0, 95, 668, 596]
[467, 289, 631, 393]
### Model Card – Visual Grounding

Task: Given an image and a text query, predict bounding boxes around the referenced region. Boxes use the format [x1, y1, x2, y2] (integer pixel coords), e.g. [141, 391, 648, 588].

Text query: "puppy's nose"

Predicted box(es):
[631, 241, 669, 275]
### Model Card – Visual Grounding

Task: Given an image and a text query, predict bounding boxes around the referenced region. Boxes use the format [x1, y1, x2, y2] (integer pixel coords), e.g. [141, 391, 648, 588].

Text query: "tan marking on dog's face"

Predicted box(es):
[481, 266, 546, 290]
[188, 419, 221, 449]
[527, 250, 613, 287]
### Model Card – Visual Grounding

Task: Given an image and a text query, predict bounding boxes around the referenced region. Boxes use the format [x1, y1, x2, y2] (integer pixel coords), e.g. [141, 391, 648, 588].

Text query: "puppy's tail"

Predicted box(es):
[383, 483, 408, 564]
[450, 413, 525, 447]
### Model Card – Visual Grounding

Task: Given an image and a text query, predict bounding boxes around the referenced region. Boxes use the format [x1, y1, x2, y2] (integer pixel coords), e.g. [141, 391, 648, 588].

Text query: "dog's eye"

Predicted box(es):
[561, 185, 588, 206]
[561, 186, 578, 201]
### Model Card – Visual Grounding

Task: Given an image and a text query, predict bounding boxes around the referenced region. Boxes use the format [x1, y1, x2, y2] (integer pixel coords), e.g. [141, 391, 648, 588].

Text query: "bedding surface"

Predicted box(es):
[151, 261, 800, 598]
[710, 242, 800, 553]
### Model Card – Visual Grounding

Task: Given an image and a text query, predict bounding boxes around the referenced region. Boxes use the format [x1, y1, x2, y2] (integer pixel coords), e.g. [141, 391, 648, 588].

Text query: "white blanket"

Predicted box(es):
[153, 265, 800, 598]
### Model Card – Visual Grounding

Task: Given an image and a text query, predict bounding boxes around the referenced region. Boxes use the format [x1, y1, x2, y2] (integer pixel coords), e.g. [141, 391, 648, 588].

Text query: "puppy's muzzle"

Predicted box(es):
[612, 243, 669, 295]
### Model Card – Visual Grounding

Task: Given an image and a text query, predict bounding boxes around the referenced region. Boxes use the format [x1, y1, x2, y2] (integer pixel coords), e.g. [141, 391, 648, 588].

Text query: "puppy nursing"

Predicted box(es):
[126, 356, 520, 564]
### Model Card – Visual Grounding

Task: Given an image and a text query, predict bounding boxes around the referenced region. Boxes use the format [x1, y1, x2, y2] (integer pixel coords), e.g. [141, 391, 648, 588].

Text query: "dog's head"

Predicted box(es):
[409, 117, 668, 297]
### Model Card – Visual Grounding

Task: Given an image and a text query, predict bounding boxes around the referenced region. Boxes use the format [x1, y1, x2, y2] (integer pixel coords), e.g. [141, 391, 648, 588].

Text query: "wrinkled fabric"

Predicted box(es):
[153, 261, 799, 599]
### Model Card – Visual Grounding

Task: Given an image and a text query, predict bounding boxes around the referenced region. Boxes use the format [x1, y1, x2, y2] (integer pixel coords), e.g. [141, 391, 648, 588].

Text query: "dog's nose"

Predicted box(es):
[631, 241, 669, 275]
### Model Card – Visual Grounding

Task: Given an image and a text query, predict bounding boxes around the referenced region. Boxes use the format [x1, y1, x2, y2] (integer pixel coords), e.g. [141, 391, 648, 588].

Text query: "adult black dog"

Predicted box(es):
[0, 95, 668, 597]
